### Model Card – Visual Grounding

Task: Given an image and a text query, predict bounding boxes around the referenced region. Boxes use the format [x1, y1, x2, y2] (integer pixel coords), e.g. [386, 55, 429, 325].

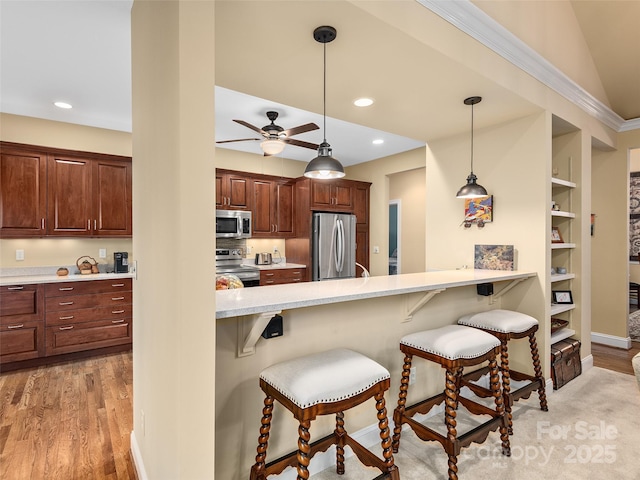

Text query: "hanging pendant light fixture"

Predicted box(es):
[456, 96, 488, 198]
[304, 26, 345, 179]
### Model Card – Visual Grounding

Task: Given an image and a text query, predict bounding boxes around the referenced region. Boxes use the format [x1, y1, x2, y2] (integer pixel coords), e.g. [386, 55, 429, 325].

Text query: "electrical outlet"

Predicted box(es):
[273, 246, 279, 253]
[141, 410, 145, 436]
[15, 249, 25, 261]
[373, 246, 380, 254]
[409, 367, 416, 385]
[99, 248, 107, 258]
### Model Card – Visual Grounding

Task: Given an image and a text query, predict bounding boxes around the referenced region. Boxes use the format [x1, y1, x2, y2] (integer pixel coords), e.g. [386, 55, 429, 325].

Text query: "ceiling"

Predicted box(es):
[1, 1, 637, 166]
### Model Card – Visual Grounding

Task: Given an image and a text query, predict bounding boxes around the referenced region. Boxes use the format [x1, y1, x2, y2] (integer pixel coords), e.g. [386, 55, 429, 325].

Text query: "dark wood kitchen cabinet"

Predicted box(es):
[0, 142, 132, 238]
[0, 284, 45, 363]
[216, 169, 251, 210]
[252, 177, 295, 238]
[44, 279, 133, 356]
[0, 145, 47, 237]
[259, 267, 306, 286]
[309, 179, 354, 211]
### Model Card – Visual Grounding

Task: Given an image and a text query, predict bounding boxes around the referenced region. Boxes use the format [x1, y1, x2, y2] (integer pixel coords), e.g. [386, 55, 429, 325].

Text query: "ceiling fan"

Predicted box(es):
[216, 111, 320, 156]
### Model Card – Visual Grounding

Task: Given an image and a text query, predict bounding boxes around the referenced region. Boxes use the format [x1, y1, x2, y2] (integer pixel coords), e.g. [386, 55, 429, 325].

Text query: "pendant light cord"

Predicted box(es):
[323, 41, 327, 143]
[470, 102, 474, 175]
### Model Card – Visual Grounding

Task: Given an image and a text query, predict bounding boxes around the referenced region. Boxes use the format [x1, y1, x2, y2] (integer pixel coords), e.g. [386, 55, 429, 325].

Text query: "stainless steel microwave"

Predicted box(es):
[216, 209, 252, 239]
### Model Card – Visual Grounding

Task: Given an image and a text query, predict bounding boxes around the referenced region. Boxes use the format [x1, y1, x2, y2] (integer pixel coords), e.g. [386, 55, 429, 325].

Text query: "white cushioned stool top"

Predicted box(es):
[401, 325, 500, 360]
[260, 348, 390, 409]
[458, 309, 538, 334]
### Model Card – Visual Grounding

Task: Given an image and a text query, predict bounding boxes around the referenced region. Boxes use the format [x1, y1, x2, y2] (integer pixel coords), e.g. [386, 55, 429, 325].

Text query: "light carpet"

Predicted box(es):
[629, 309, 640, 341]
[310, 367, 640, 480]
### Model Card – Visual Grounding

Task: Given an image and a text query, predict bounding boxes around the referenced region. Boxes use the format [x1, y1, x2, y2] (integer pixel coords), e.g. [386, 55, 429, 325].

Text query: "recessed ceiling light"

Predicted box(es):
[372, 139, 384, 145]
[354, 98, 374, 107]
[54, 101, 72, 109]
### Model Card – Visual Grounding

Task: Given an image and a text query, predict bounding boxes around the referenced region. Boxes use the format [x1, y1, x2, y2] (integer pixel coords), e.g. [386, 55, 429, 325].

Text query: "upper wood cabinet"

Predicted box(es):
[216, 170, 251, 210]
[252, 178, 295, 238]
[0, 146, 47, 236]
[310, 180, 354, 211]
[0, 142, 132, 238]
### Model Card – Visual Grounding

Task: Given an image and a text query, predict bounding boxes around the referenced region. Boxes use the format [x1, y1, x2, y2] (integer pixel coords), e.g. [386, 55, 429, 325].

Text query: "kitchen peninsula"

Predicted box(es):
[215, 269, 539, 480]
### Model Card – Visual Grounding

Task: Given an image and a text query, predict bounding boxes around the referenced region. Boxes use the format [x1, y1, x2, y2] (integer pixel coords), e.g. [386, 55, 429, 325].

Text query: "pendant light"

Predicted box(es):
[456, 96, 488, 198]
[304, 26, 345, 179]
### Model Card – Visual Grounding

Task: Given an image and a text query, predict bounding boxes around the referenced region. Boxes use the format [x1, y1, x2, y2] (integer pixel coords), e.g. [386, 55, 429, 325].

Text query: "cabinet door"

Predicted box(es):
[47, 155, 92, 236]
[0, 148, 47, 237]
[310, 181, 333, 209]
[333, 182, 353, 210]
[93, 159, 132, 236]
[252, 179, 274, 236]
[275, 181, 295, 236]
[217, 172, 251, 210]
[1, 321, 44, 363]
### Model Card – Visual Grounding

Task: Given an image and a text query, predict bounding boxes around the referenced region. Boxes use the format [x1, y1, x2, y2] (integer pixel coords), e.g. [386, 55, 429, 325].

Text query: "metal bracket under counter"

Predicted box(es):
[237, 310, 282, 357]
[488, 278, 528, 305]
[404, 289, 445, 322]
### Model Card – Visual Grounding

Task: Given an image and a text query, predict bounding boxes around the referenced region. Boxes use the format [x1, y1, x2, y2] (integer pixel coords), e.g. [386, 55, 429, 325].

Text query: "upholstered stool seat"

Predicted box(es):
[250, 348, 399, 480]
[392, 325, 510, 480]
[458, 309, 548, 434]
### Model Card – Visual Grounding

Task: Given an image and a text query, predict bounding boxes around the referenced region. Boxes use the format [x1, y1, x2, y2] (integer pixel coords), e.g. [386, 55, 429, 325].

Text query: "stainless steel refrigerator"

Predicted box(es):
[312, 212, 356, 281]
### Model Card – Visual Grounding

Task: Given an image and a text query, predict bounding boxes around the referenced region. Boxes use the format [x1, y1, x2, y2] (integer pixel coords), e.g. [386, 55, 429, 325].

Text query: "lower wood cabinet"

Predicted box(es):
[259, 267, 306, 286]
[0, 284, 45, 363]
[44, 278, 133, 356]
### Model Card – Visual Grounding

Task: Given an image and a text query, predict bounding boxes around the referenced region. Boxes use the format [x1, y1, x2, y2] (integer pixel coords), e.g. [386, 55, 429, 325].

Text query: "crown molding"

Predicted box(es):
[417, 0, 638, 133]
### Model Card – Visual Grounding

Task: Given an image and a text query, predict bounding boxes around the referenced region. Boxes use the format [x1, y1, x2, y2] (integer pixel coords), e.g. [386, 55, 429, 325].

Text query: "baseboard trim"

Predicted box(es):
[130, 431, 148, 480]
[591, 332, 632, 349]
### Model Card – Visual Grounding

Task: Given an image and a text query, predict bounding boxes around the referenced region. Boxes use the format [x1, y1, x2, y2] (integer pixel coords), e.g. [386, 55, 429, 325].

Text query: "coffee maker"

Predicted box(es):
[114, 252, 129, 273]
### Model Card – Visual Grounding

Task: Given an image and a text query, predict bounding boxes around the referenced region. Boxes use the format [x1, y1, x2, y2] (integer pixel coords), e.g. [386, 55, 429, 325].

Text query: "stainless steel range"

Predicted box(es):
[215, 248, 260, 287]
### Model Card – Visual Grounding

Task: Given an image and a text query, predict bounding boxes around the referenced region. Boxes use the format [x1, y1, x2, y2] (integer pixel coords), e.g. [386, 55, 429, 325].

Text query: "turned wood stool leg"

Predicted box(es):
[445, 368, 460, 480]
[375, 390, 398, 478]
[296, 420, 311, 480]
[489, 356, 510, 456]
[529, 332, 548, 411]
[250, 395, 274, 480]
[499, 341, 514, 434]
[392, 354, 412, 453]
[335, 411, 345, 474]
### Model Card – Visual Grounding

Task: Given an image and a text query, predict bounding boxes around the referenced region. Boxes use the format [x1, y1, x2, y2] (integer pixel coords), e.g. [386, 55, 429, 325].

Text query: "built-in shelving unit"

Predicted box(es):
[550, 123, 581, 348]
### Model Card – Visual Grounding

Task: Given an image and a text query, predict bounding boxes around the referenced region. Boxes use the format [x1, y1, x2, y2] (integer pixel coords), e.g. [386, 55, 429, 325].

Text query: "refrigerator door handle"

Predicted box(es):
[337, 219, 345, 272]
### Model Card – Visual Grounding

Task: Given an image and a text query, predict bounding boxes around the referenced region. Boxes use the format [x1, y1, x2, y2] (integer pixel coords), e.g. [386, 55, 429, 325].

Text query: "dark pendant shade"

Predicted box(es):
[304, 141, 345, 179]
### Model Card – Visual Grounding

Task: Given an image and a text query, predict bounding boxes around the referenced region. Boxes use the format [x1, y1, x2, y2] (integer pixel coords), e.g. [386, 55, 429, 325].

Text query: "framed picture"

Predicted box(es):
[552, 290, 573, 304]
[551, 227, 564, 243]
[474, 244, 514, 270]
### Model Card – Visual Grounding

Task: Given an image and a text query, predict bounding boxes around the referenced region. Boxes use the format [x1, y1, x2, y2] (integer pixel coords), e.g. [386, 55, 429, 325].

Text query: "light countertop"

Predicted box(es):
[247, 262, 306, 270]
[216, 269, 536, 319]
[1, 272, 135, 286]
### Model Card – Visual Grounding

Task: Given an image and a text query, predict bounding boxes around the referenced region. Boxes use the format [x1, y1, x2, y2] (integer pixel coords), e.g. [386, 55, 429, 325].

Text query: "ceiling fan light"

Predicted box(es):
[456, 173, 488, 198]
[260, 139, 285, 155]
[304, 142, 345, 179]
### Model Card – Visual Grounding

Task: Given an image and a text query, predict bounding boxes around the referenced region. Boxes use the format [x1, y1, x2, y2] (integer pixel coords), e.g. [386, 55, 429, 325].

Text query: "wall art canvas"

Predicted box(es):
[464, 195, 493, 225]
[474, 244, 515, 270]
[630, 172, 640, 260]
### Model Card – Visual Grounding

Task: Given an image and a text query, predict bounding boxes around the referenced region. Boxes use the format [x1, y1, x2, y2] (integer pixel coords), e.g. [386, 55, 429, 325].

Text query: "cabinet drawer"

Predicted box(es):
[260, 268, 306, 285]
[46, 318, 132, 356]
[0, 321, 44, 363]
[45, 291, 132, 312]
[46, 304, 131, 326]
[44, 278, 132, 297]
[0, 284, 44, 323]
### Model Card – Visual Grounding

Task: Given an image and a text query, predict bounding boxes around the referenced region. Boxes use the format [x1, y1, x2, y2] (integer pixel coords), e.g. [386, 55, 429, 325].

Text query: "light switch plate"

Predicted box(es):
[99, 248, 107, 258]
[16, 249, 25, 261]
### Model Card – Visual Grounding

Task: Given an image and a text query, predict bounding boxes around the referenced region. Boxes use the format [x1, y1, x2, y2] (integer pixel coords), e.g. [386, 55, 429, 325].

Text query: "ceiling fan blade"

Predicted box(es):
[284, 138, 319, 150]
[216, 138, 261, 144]
[282, 123, 319, 137]
[233, 119, 265, 135]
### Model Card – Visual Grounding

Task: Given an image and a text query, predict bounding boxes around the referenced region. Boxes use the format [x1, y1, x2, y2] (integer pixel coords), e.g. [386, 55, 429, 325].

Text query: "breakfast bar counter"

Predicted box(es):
[216, 269, 536, 319]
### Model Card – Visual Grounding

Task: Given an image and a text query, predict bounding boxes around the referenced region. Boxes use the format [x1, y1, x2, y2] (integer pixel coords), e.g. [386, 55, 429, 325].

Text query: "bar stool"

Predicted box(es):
[249, 348, 400, 480]
[392, 325, 510, 480]
[457, 309, 548, 434]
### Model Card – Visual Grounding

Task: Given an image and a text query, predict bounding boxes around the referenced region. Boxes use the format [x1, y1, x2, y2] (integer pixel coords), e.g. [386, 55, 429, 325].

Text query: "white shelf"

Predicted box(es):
[551, 303, 575, 315]
[551, 328, 576, 344]
[551, 210, 575, 218]
[551, 242, 576, 249]
[551, 177, 576, 188]
[550, 273, 575, 283]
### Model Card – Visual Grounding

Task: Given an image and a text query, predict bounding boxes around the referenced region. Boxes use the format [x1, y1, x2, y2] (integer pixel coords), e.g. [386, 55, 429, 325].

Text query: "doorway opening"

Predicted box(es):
[389, 200, 400, 275]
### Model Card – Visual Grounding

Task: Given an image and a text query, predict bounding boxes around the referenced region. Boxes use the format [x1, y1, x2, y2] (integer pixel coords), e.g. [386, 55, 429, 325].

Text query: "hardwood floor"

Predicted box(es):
[0, 351, 136, 480]
[0, 338, 637, 480]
